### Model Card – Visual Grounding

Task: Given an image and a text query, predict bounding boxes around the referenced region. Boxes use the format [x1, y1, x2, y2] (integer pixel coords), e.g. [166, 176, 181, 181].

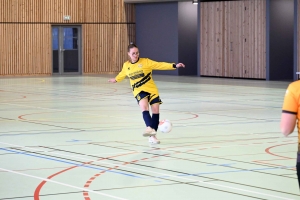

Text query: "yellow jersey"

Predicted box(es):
[115, 58, 175, 97]
[282, 80, 300, 151]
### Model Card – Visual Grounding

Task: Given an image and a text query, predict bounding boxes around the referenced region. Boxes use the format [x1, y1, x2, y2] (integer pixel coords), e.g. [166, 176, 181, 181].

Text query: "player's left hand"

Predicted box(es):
[176, 63, 185, 68]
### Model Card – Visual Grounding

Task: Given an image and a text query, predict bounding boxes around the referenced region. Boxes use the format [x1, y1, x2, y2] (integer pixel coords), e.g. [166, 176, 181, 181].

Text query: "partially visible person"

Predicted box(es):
[280, 81, 300, 188]
[108, 43, 185, 144]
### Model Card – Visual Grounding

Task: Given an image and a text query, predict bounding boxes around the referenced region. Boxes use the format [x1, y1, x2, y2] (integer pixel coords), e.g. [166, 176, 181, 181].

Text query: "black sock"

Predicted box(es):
[151, 113, 159, 131]
[142, 111, 152, 127]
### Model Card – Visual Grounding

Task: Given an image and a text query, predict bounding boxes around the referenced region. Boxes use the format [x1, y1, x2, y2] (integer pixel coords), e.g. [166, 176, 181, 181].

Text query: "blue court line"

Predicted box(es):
[8, 147, 285, 182]
[66, 139, 91, 142]
[207, 163, 236, 167]
[0, 148, 144, 179]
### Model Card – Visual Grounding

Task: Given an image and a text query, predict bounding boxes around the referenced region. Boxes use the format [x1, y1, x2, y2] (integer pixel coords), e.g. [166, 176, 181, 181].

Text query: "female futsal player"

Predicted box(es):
[108, 43, 185, 144]
[281, 81, 300, 188]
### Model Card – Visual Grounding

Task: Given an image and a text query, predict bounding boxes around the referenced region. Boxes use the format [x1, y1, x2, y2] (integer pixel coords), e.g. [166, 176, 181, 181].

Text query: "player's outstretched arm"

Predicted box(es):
[175, 63, 185, 68]
[108, 78, 117, 83]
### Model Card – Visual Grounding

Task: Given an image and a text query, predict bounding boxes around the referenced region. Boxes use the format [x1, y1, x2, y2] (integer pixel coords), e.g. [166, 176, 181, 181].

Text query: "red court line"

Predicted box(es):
[18, 110, 198, 124]
[33, 139, 295, 199]
[18, 112, 134, 124]
[34, 166, 78, 199]
[253, 159, 296, 169]
[82, 139, 289, 199]
[33, 151, 136, 200]
[82, 153, 172, 199]
[251, 142, 296, 168]
[265, 143, 296, 159]
[0, 89, 27, 100]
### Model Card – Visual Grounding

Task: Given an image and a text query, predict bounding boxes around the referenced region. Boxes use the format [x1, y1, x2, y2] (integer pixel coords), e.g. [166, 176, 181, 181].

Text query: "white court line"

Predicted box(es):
[0, 142, 296, 200]
[0, 167, 127, 200]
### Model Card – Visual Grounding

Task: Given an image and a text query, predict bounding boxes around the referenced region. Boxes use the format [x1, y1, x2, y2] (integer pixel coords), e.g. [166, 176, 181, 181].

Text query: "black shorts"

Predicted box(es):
[135, 91, 162, 105]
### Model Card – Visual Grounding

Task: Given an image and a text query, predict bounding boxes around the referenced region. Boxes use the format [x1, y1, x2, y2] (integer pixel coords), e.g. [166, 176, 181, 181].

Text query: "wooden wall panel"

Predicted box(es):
[200, 2, 223, 76]
[0, 0, 135, 76]
[200, 0, 266, 79]
[83, 24, 135, 74]
[0, 24, 51, 75]
[243, 0, 266, 79]
[0, 0, 135, 23]
[223, 2, 229, 77]
[229, 1, 244, 78]
[42, 0, 84, 23]
[83, 3, 136, 74]
[84, 0, 135, 23]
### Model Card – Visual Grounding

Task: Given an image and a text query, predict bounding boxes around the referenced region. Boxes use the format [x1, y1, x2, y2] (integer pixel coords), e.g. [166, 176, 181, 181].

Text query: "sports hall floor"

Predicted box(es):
[0, 75, 299, 200]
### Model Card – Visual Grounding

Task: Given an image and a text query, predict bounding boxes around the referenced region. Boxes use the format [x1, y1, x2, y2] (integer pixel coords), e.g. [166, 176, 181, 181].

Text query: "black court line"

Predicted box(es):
[89, 142, 299, 196]
[141, 152, 299, 195]
[1, 127, 281, 138]
[0, 182, 267, 200]
[113, 138, 293, 159]
[0, 182, 182, 200]
[185, 151, 297, 174]
[107, 135, 287, 147]
[281, 173, 297, 176]
[5, 148, 205, 185]
[40, 145, 299, 197]
[0, 153, 16, 156]
[24, 148, 284, 199]
[86, 131, 286, 142]
[115, 141, 297, 175]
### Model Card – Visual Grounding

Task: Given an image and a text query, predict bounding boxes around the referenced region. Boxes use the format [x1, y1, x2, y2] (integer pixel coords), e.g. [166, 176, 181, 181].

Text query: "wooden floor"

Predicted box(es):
[0, 75, 299, 200]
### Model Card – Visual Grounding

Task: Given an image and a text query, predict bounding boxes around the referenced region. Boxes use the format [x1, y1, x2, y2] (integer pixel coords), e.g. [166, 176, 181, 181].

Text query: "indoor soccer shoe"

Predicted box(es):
[149, 135, 160, 144]
[143, 127, 156, 137]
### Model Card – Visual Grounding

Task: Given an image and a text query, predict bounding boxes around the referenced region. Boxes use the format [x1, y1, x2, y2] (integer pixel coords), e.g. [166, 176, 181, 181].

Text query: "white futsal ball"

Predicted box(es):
[158, 119, 172, 133]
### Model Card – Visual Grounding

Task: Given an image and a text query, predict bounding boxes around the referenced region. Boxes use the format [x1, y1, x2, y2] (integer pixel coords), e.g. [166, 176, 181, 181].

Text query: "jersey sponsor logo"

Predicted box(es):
[129, 70, 144, 80]
[132, 72, 151, 91]
[129, 73, 145, 80]
[138, 64, 143, 68]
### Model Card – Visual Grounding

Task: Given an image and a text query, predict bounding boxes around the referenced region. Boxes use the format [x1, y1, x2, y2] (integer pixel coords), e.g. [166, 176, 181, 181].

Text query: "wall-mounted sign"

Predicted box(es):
[63, 15, 71, 21]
